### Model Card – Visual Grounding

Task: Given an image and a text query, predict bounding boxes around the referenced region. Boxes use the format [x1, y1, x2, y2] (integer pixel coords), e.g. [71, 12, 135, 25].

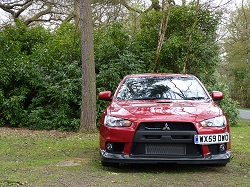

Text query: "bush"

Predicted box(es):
[206, 81, 239, 127]
[0, 22, 81, 131]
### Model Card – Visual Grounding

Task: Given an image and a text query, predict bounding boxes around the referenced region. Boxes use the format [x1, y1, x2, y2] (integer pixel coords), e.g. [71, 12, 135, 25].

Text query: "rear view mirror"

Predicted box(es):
[98, 91, 112, 101]
[212, 91, 224, 101]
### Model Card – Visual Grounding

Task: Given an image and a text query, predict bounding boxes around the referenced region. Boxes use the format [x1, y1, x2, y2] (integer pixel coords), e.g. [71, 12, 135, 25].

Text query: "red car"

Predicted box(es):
[98, 74, 231, 166]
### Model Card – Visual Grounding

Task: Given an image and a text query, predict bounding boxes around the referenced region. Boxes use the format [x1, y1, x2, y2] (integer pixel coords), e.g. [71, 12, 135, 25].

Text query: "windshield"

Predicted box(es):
[116, 76, 209, 101]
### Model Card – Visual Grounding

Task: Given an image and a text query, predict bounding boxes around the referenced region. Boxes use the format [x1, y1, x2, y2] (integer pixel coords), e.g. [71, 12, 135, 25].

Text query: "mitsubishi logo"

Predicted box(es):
[162, 123, 171, 131]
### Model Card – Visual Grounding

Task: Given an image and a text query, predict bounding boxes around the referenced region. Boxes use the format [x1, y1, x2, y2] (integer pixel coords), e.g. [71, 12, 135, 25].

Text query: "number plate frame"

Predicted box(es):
[194, 133, 229, 145]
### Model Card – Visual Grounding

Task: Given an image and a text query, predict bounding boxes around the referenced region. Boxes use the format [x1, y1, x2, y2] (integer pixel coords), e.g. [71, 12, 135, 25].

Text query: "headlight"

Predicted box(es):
[104, 116, 132, 127]
[201, 116, 227, 127]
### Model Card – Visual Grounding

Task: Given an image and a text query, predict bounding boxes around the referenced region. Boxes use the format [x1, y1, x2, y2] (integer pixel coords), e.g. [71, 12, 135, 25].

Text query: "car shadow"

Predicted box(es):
[100, 163, 227, 173]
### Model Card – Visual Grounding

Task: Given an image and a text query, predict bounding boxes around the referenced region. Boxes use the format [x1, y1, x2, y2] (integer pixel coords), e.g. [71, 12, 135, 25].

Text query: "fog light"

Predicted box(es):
[106, 143, 113, 151]
[219, 144, 226, 152]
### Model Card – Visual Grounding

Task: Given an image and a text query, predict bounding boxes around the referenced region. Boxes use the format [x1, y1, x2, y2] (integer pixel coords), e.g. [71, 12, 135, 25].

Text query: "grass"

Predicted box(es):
[231, 119, 250, 166]
[239, 108, 250, 110]
[0, 120, 249, 187]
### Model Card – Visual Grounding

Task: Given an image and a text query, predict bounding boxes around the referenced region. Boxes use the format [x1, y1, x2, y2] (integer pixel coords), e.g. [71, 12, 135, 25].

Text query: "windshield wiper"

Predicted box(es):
[184, 97, 207, 100]
[133, 97, 161, 100]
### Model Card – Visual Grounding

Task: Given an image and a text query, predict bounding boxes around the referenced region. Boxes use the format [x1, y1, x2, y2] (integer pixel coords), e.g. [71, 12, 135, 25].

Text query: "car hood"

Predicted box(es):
[108, 100, 223, 122]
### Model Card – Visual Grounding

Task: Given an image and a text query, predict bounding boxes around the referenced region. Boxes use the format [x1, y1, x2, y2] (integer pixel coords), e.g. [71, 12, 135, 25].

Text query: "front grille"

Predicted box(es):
[131, 143, 201, 156]
[146, 143, 185, 155]
[131, 122, 201, 157]
[139, 122, 196, 131]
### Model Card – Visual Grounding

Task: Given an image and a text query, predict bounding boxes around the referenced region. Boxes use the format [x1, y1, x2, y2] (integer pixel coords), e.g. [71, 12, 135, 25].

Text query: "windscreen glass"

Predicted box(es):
[116, 76, 209, 101]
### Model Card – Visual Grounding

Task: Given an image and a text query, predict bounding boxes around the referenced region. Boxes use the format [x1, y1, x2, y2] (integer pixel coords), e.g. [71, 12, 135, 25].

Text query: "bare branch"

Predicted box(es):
[15, 0, 33, 18]
[120, 0, 143, 13]
[24, 3, 53, 25]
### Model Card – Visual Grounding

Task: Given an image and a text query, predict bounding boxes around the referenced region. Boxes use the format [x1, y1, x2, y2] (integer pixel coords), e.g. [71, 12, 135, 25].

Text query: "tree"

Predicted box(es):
[0, 0, 171, 28]
[222, 1, 250, 107]
[0, 0, 74, 26]
[79, 0, 96, 132]
[93, 1, 239, 126]
[0, 0, 240, 131]
[133, 2, 222, 82]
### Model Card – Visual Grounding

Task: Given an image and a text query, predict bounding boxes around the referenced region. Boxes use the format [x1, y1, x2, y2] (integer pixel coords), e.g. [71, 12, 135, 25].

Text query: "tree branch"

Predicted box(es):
[0, 0, 32, 17]
[24, 3, 53, 25]
[15, 1, 33, 18]
[120, 0, 143, 13]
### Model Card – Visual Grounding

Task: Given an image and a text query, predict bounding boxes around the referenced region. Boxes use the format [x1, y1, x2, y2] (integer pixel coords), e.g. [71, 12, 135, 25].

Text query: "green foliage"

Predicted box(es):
[206, 82, 239, 127]
[0, 3, 240, 131]
[134, 5, 221, 84]
[94, 23, 146, 125]
[0, 22, 81, 131]
[222, 3, 250, 108]
[0, 22, 47, 127]
[94, 4, 238, 127]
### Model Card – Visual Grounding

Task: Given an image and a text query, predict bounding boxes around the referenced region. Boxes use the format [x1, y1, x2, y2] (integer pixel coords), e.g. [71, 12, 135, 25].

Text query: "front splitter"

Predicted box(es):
[100, 149, 231, 165]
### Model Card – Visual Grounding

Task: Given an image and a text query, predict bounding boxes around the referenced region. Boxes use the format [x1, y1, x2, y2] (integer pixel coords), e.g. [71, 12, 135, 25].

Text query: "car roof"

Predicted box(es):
[124, 73, 194, 78]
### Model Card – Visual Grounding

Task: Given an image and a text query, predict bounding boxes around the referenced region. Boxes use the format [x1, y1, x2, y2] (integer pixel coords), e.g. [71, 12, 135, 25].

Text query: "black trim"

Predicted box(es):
[101, 157, 230, 165]
[100, 149, 231, 165]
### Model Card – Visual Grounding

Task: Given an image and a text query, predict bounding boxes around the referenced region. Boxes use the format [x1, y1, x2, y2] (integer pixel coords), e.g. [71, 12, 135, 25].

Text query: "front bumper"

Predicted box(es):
[100, 149, 231, 165]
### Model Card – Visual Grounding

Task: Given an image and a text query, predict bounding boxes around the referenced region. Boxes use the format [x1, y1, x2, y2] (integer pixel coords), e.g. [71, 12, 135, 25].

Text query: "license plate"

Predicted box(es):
[194, 133, 229, 145]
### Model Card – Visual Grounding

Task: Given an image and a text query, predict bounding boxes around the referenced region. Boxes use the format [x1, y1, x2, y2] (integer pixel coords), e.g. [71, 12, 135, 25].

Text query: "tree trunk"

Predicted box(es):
[74, 0, 80, 27]
[153, 1, 172, 72]
[79, 0, 96, 132]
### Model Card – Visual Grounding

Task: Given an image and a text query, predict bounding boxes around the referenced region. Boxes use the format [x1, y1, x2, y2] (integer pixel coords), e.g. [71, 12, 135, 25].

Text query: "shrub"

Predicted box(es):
[0, 22, 81, 131]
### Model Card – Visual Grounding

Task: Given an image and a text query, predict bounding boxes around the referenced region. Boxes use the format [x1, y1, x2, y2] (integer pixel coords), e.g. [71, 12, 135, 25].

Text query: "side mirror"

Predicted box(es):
[98, 91, 112, 101]
[212, 91, 224, 101]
